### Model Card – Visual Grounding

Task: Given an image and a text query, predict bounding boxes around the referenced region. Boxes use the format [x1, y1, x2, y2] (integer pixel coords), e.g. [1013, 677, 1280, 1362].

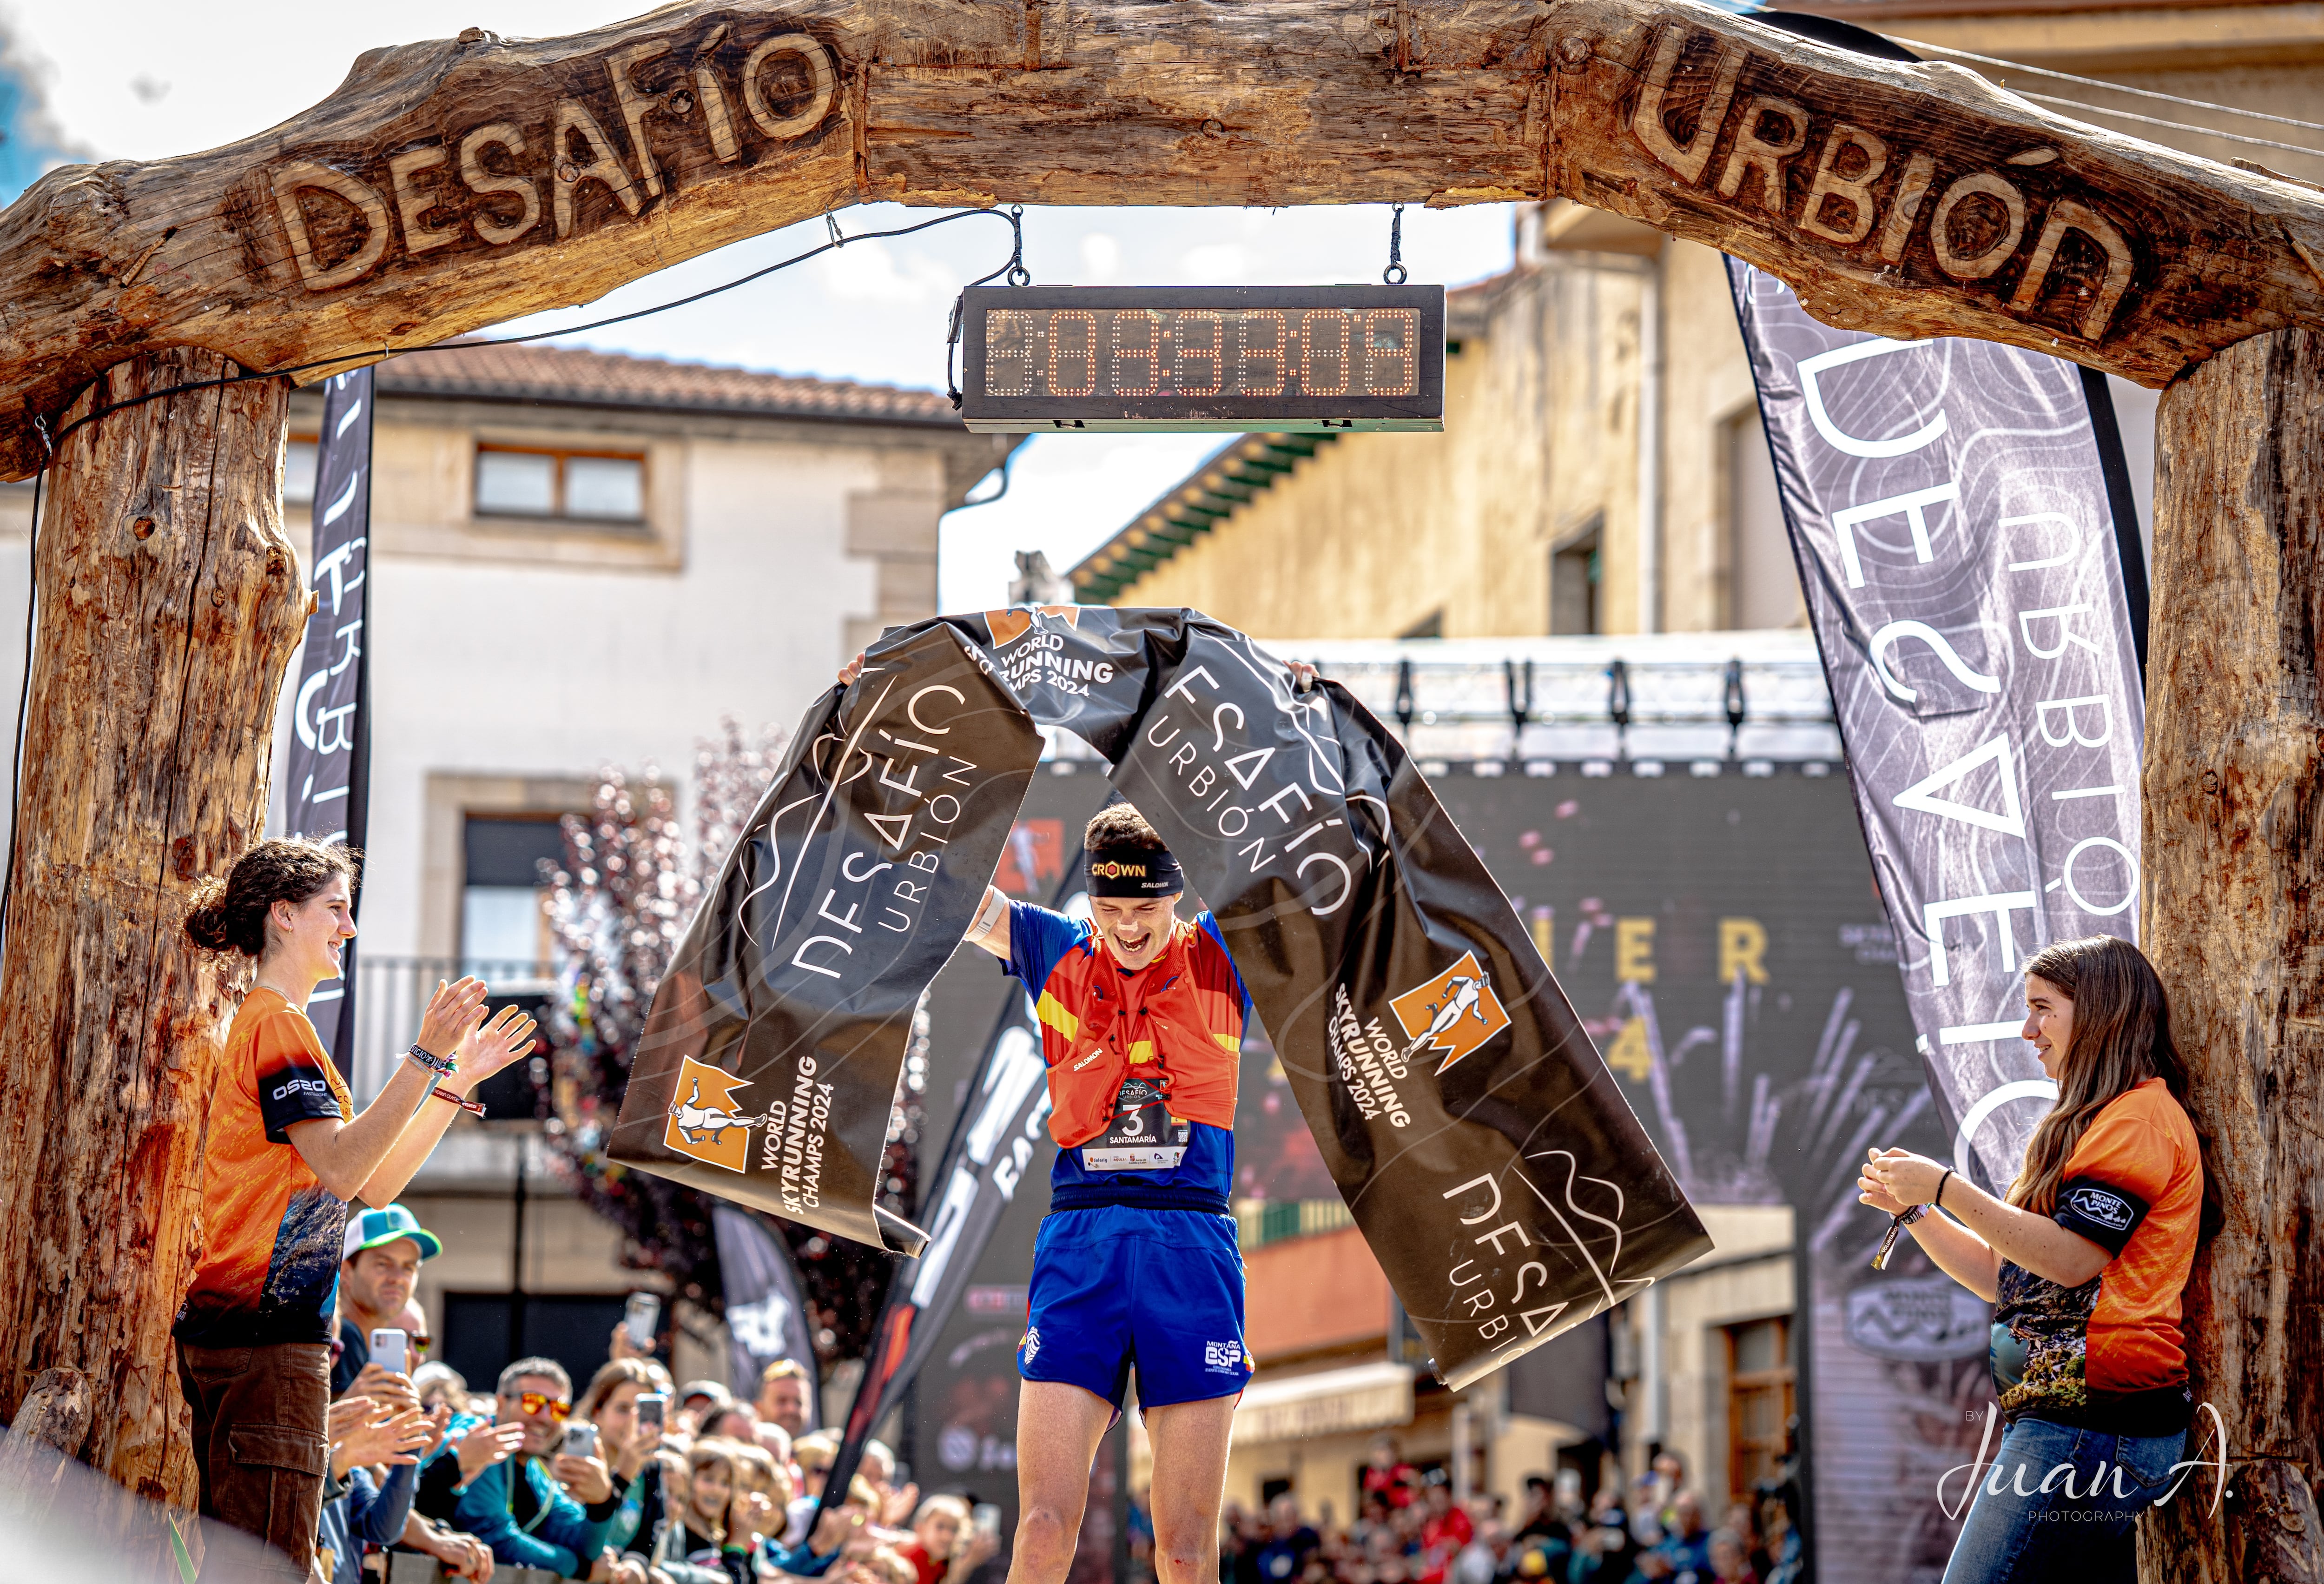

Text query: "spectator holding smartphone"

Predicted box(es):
[175, 839, 536, 1581]
[332, 1205, 444, 1394]
[423, 1357, 638, 1580]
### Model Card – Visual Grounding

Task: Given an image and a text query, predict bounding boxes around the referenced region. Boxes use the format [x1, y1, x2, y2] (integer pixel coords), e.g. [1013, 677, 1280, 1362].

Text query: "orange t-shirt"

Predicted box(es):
[1991, 1078, 2202, 1431]
[175, 988, 353, 1347]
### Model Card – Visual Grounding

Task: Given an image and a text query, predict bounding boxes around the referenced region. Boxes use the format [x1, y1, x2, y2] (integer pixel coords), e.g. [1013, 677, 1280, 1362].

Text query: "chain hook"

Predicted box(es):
[1383, 202, 1408, 286]
[825, 210, 846, 248]
[1005, 204, 1031, 287]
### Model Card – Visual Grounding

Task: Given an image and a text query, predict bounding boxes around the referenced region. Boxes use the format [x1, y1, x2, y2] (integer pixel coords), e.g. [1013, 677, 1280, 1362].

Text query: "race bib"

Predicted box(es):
[1080, 1074, 1189, 1171]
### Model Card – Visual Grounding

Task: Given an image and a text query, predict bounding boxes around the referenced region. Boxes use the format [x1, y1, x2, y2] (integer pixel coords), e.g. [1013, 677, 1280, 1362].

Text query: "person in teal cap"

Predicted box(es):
[335, 1203, 445, 1396]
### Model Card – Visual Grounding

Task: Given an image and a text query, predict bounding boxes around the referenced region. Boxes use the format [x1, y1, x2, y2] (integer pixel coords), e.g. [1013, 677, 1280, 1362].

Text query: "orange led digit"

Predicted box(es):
[1300, 310, 1351, 397]
[1237, 311, 1287, 397]
[1175, 311, 1224, 397]
[1046, 310, 1099, 398]
[1364, 309, 1419, 397]
[1110, 311, 1161, 397]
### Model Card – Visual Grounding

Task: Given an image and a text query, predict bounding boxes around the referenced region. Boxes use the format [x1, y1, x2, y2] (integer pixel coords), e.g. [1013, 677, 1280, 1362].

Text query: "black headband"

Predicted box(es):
[1085, 845, 1182, 897]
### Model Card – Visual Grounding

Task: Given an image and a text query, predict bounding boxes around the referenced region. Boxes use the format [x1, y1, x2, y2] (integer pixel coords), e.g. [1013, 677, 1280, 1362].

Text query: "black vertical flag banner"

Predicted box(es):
[613, 608, 1708, 1389]
[712, 1204, 822, 1425]
[281, 367, 374, 1066]
[1725, 262, 2146, 1191]
[820, 852, 1083, 1515]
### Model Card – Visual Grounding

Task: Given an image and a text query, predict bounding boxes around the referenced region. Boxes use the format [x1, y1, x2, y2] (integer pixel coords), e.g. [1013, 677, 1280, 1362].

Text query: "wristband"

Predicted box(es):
[1934, 1168, 1953, 1211]
[407, 1042, 458, 1078]
[431, 1086, 487, 1116]
[973, 888, 1009, 941]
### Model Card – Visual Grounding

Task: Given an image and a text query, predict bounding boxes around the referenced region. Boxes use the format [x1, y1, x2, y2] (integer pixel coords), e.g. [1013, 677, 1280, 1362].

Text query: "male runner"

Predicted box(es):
[835, 647, 1311, 1584]
[967, 798, 1252, 1584]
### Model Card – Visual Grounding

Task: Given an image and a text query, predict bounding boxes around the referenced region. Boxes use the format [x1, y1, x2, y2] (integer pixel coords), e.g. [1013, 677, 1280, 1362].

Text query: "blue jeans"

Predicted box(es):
[1941, 1417, 2185, 1584]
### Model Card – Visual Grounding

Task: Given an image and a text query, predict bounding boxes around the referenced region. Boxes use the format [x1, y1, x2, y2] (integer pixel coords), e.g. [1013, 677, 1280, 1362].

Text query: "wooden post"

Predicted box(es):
[2142, 325, 2324, 1583]
[0, 349, 304, 1530]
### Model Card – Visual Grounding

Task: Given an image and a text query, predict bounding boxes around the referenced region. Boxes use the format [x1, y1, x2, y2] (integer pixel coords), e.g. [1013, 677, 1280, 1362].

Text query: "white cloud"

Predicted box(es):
[1178, 243, 1248, 284]
[815, 236, 959, 305]
[1079, 233, 1122, 283]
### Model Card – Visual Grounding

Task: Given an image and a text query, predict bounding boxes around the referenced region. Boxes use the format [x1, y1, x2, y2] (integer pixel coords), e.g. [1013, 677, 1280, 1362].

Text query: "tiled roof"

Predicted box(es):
[374, 341, 965, 428]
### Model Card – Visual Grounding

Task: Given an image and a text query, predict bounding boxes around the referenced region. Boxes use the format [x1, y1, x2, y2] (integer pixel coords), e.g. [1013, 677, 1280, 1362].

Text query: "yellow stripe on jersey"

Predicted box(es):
[1128, 1041, 1156, 1063]
[1036, 993, 1080, 1042]
[1213, 1032, 1241, 1053]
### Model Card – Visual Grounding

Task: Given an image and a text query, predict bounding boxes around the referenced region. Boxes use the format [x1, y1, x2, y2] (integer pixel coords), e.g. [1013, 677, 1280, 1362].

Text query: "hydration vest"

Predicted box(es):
[1033, 918, 1245, 1150]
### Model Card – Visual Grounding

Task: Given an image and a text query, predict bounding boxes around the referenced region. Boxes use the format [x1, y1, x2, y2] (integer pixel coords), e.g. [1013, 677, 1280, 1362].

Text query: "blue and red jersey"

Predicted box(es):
[1003, 902, 1252, 1212]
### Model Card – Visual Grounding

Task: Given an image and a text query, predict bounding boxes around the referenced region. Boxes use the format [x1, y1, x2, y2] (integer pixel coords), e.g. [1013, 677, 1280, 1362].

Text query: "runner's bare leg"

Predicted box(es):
[1008, 1379, 1115, 1584]
[1144, 1394, 1237, 1584]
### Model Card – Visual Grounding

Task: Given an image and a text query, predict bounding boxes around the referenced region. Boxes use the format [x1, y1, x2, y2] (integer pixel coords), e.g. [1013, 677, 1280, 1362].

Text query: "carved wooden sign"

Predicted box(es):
[1, 0, 2320, 480]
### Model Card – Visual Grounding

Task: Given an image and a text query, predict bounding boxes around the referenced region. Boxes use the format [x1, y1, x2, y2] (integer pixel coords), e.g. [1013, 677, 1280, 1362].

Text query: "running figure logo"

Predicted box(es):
[1388, 952, 1512, 1075]
[663, 1054, 767, 1174]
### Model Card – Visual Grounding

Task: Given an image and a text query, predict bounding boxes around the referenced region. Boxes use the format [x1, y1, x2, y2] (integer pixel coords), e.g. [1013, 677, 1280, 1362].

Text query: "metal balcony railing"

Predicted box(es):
[343, 954, 557, 1106]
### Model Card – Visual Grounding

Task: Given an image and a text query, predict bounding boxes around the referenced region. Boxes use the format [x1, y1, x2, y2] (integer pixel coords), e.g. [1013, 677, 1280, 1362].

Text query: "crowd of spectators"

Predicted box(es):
[1211, 1441, 1802, 1584]
[312, 1217, 1004, 1583]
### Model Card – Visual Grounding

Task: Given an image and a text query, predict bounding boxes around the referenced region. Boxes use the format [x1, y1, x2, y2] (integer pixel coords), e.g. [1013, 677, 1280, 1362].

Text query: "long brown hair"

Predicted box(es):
[2008, 935, 2181, 1216]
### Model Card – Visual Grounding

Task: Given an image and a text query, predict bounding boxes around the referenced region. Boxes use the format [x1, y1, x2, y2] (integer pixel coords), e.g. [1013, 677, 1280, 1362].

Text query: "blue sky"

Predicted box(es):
[2, 3, 1518, 607]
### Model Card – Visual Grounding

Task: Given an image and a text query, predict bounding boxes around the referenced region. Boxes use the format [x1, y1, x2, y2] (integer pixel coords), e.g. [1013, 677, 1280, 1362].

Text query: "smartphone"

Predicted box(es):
[368, 1328, 409, 1377]
[561, 1421, 599, 1459]
[636, 1392, 667, 1439]
[973, 1504, 1002, 1538]
[624, 1292, 661, 1352]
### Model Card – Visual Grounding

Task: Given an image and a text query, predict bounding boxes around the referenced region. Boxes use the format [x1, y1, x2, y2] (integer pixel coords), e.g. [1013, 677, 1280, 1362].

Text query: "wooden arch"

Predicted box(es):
[0, 2, 2316, 1576]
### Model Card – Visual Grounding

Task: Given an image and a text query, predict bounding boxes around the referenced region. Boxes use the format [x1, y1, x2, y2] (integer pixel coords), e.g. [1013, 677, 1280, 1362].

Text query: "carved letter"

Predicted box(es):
[552, 99, 645, 240]
[387, 145, 459, 255]
[1631, 29, 1743, 187]
[1716, 97, 1809, 213]
[1930, 172, 2027, 281]
[1799, 124, 1888, 246]
[272, 161, 392, 293]
[2009, 199, 2135, 342]
[460, 124, 540, 247]
[1876, 152, 1937, 264]
[610, 40, 675, 197]
[744, 33, 837, 141]
[698, 63, 743, 161]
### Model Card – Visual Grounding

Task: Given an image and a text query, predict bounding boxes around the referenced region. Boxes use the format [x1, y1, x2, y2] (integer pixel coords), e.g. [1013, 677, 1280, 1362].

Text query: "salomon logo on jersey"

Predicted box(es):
[1204, 1339, 1243, 1372]
[1021, 1326, 1041, 1363]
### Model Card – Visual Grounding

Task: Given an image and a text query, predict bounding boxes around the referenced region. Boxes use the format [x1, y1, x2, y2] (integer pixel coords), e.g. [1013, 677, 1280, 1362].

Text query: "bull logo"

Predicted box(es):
[662, 1054, 766, 1173]
[1389, 952, 1512, 1075]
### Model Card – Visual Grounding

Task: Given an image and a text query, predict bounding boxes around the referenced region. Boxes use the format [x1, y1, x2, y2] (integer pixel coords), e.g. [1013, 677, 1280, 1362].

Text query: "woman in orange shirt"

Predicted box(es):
[176, 838, 535, 1580]
[1860, 935, 2204, 1584]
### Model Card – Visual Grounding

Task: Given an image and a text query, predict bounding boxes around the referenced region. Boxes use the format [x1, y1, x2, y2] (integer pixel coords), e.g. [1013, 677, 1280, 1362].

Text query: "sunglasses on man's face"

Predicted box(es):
[508, 1391, 572, 1420]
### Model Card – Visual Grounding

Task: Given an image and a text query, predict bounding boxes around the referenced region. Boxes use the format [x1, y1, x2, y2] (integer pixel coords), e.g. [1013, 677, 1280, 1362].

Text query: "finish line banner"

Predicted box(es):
[612, 607, 1709, 1387]
[1727, 261, 2145, 1190]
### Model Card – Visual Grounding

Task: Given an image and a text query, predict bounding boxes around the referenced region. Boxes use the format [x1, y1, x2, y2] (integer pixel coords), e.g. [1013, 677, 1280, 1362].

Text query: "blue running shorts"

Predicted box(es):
[1017, 1205, 1253, 1410]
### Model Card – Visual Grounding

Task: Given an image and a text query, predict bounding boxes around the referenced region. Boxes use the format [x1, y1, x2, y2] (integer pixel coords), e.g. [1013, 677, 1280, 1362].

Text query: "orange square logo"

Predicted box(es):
[1388, 952, 1512, 1075]
[663, 1054, 765, 1174]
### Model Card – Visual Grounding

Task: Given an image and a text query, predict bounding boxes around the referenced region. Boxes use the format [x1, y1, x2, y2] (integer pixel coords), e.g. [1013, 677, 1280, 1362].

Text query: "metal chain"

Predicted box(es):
[1383, 203, 1408, 286]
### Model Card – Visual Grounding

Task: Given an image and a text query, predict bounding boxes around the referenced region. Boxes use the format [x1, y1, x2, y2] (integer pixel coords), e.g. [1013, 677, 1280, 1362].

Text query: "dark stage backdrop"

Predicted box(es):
[905, 759, 1981, 1582]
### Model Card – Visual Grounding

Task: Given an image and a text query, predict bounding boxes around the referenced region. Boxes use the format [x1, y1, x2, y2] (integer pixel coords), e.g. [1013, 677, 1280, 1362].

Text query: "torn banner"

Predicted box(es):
[612, 608, 1709, 1387]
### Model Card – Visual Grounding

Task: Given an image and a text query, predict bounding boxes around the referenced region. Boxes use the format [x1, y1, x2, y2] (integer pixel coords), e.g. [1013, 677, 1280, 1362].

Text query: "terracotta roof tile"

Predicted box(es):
[376, 340, 963, 427]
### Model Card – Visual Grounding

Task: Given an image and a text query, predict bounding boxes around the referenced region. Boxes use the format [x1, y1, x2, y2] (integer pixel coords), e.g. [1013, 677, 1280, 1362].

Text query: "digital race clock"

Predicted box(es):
[957, 285, 1445, 434]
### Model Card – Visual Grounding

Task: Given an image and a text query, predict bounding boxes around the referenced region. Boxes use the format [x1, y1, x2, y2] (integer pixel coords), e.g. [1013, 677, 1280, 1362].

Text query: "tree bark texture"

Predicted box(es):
[2142, 327, 2324, 1584]
[0, 349, 304, 1527]
[2, 0, 2322, 477]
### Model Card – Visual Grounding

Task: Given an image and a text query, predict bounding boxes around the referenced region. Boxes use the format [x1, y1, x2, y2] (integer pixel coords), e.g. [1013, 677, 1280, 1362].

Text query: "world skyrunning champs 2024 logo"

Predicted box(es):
[1389, 953, 1513, 1074]
[663, 1052, 834, 1213]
